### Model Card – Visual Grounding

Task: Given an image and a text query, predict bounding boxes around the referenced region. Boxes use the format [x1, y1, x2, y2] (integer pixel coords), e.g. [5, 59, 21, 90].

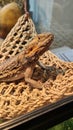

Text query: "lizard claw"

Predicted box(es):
[25, 78, 42, 89]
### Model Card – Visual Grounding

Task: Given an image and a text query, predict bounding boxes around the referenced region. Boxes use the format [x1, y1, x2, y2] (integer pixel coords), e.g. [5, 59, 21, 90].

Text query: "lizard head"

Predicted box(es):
[25, 33, 54, 61]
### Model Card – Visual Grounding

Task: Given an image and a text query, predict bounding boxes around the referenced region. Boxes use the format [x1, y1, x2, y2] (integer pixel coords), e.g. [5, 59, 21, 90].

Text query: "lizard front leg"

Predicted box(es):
[24, 64, 42, 89]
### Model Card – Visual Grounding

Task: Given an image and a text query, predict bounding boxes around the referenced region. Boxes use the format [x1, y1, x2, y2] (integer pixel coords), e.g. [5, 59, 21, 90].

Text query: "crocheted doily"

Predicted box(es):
[0, 50, 73, 120]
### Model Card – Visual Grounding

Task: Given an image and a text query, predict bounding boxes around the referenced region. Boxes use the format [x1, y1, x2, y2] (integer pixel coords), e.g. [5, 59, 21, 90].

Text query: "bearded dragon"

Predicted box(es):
[0, 33, 54, 88]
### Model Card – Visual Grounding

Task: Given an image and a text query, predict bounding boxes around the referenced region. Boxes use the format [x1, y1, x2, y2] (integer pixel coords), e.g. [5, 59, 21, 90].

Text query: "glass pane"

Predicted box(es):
[29, 0, 73, 49]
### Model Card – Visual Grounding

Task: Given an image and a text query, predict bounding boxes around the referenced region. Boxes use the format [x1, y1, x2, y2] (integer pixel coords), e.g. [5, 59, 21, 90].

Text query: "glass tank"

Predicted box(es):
[0, 0, 73, 129]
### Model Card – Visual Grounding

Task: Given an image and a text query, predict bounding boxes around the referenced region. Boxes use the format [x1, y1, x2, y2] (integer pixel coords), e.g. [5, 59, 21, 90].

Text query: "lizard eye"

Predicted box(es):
[29, 47, 33, 51]
[38, 37, 40, 40]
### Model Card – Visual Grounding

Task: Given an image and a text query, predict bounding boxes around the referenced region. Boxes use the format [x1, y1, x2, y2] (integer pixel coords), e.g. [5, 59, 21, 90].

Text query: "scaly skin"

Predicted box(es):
[0, 33, 54, 88]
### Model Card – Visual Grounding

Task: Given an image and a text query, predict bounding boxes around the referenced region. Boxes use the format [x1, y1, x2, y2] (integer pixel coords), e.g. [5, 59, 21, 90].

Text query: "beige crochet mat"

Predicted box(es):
[0, 14, 37, 63]
[0, 50, 73, 120]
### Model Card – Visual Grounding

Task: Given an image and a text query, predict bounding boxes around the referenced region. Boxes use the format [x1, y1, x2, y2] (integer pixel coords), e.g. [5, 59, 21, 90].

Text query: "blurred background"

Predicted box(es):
[29, 0, 73, 49]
